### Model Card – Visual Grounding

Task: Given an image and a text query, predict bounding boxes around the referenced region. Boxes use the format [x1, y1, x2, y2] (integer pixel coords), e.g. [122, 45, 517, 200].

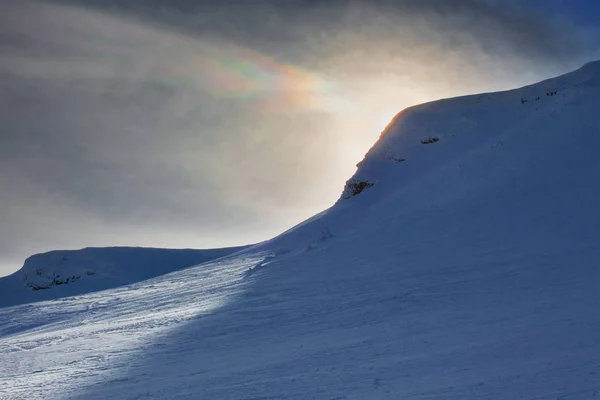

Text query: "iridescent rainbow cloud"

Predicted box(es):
[16, 1, 341, 114]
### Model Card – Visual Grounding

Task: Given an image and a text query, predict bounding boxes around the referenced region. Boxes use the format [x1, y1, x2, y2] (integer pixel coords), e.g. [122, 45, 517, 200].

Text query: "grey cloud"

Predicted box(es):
[52, 0, 593, 64]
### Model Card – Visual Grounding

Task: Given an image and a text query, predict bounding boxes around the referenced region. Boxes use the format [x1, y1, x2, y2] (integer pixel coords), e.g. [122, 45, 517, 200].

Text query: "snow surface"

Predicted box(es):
[0, 246, 248, 307]
[2, 61, 600, 399]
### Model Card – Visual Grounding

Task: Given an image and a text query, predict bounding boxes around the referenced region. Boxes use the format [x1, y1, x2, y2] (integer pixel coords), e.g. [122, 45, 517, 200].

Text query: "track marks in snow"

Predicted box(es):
[0, 253, 268, 399]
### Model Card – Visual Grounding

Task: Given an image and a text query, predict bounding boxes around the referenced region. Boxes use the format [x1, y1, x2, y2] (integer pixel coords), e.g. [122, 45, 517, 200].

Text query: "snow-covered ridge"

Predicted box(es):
[341, 60, 600, 201]
[0, 245, 248, 306]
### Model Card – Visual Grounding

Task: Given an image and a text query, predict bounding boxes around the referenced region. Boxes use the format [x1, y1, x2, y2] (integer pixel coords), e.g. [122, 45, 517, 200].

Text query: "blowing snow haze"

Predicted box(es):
[0, 0, 598, 275]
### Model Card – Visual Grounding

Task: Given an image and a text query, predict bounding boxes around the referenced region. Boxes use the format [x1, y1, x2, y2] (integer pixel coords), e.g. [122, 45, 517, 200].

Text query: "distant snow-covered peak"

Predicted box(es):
[0, 245, 248, 306]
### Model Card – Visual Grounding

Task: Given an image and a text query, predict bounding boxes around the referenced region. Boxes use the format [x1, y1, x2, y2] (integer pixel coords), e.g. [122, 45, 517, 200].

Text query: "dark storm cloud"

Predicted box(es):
[0, 0, 596, 275]
[52, 0, 594, 64]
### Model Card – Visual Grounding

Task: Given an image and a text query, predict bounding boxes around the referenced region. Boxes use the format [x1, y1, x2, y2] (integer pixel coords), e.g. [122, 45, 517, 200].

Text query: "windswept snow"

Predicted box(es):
[1, 61, 600, 399]
[0, 252, 267, 398]
[0, 246, 248, 307]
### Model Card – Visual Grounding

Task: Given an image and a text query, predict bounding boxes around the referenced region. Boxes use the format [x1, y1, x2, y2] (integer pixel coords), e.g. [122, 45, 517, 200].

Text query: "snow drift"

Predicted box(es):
[1, 61, 600, 399]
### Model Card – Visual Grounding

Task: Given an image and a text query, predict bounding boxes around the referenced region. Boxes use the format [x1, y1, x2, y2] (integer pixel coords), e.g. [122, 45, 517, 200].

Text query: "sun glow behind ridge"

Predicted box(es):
[377, 109, 400, 133]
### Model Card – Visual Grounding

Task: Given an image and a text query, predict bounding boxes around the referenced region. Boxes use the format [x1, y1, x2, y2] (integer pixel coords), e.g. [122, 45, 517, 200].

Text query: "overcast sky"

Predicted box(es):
[0, 0, 598, 276]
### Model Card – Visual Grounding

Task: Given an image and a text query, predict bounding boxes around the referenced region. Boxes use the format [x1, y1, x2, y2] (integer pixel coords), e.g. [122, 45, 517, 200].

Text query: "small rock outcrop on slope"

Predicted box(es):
[342, 179, 375, 198]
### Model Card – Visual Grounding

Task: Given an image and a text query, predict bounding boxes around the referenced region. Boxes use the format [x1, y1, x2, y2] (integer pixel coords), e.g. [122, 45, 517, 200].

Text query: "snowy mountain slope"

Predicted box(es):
[0, 246, 248, 307]
[1, 61, 600, 399]
[340, 59, 600, 208]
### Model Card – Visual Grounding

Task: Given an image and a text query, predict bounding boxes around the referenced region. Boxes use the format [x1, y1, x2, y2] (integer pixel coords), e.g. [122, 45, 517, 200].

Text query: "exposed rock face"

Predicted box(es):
[421, 137, 440, 144]
[342, 179, 375, 198]
[24, 269, 83, 291]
